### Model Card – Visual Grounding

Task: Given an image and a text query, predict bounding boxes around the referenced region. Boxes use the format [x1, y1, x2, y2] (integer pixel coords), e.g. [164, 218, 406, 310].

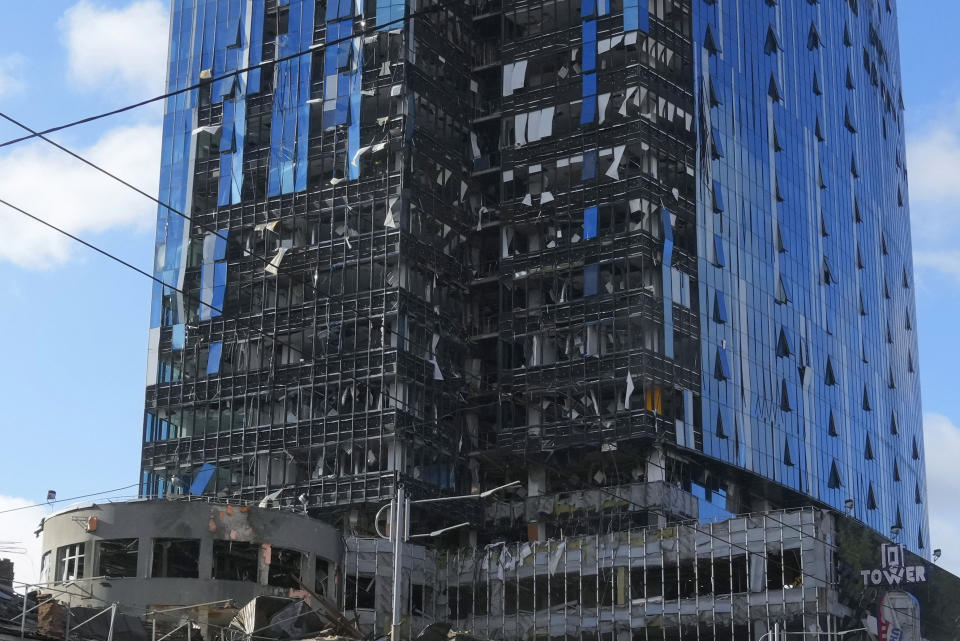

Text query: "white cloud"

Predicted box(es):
[0, 496, 45, 591]
[922, 413, 960, 577]
[906, 115, 960, 239]
[0, 53, 26, 98]
[0, 124, 162, 269]
[913, 251, 960, 286]
[905, 102, 960, 285]
[61, 1, 169, 97]
[906, 123, 960, 208]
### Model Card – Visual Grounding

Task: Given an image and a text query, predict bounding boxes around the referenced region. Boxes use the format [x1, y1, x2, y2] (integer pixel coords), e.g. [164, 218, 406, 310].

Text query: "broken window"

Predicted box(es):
[713, 291, 728, 323]
[55, 543, 85, 582]
[776, 327, 792, 357]
[345, 574, 376, 609]
[447, 585, 488, 618]
[714, 346, 731, 380]
[39, 551, 51, 584]
[212, 540, 259, 582]
[411, 583, 434, 616]
[268, 547, 302, 588]
[828, 460, 843, 489]
[97, 538, 139, 578]
[766, 548, 803, 589]
[315, 558, 330, 597]
[151, 538, 200, 578]
[710, 555, 748, 594]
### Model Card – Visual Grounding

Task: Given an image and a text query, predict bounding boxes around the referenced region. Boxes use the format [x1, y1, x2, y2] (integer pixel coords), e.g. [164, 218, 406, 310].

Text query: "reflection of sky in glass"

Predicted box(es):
[694, 2, 928, 552]
[692, 482, 732, 524]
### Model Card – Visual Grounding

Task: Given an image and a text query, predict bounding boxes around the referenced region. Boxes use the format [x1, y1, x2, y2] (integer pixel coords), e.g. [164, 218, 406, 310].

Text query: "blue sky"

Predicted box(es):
[1, 1, 960, 582]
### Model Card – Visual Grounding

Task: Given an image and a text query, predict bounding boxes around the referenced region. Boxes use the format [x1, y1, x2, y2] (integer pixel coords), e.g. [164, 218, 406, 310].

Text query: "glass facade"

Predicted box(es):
[693, 0, 928, 551]
[141, 0, 927, 553]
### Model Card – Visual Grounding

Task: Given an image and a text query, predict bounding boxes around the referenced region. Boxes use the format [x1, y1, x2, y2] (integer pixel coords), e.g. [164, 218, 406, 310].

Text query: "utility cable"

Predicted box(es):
[0, 9, 931, 635]
[0, 0, 480, 355]
[0, 190, 859, 550]
[0, 484, 139, 515]
[0, 103, 487, 367]
[0, 193, 443, 436]
[0, 2, 524, 402]
[1, 4, 851, 565]
[0, 110, 423, 353]
[0, 0, 479, 354]
[0, 0, 468, 150]
[0, 195, 500, 454]
[0, 196, 310, 358]
[0, 191, 480, 424]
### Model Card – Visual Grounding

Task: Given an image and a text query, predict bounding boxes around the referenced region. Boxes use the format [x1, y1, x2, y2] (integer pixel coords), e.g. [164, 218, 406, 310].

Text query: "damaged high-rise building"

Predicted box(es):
[140, 0, 930, 635]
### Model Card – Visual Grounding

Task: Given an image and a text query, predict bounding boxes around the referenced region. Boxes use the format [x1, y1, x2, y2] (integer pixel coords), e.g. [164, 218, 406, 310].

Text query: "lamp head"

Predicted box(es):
[479, 480, 521, 498]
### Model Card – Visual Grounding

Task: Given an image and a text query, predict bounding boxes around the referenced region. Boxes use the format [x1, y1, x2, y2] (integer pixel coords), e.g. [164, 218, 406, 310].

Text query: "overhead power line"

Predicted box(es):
[0, 194, 501, 443]
[0, 196, 246, 331]
[0, 0, 463, 151]
[0, 107, 432, 356]
[0, 106, 437, 360]
[0, 0, 481, 385]
[0, 484, 140, 515]
[0, 1, 477, 368]
[0, 109, 853, 543]
[0, 190, 888, 599]
[1, 0, 820, 537]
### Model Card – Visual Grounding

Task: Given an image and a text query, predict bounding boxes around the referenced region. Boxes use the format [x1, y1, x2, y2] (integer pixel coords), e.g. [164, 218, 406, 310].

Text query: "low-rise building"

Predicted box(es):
[35, 499, 341, 636]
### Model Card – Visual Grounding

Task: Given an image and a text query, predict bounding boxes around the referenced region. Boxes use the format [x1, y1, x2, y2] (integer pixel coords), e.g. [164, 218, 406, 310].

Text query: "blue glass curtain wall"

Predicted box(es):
[693, 0, 928, 552]
[267, 0, 316, 195]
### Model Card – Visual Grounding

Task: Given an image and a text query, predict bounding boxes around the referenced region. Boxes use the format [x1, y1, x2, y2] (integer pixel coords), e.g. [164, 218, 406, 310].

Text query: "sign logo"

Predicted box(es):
[878, 590, 921, 641]
[861, 543, 927, 586]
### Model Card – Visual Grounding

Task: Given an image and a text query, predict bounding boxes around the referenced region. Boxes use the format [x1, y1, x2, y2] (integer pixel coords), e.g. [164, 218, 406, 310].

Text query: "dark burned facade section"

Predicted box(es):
[142, 0, 482, 507]
[141, 0, 928, 599]
[141, 0, 705, 530]
[469, 0, 701, 493]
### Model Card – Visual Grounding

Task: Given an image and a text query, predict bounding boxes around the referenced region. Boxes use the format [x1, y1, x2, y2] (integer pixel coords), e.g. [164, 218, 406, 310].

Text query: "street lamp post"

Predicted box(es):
[377, 480, 520, 641]
[389, 483, 405, 641]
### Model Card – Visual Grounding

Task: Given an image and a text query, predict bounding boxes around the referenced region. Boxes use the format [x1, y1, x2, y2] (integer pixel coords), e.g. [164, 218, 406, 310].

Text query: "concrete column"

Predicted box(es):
[527, 466, 547, 542]
[646, 447, 666, 483]
[138, 536, 150, 578]
[527, 465, 547, 497]
[198, 537, 213, 581]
